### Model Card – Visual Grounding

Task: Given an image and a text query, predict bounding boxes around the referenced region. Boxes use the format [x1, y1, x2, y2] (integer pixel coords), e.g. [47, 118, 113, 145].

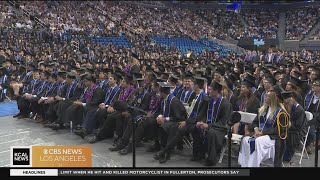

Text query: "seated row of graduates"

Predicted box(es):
[12, 68, 307, 166]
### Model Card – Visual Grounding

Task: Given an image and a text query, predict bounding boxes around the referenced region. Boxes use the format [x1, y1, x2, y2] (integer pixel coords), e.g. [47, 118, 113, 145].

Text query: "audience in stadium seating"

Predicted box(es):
[286, 7, 320, 40]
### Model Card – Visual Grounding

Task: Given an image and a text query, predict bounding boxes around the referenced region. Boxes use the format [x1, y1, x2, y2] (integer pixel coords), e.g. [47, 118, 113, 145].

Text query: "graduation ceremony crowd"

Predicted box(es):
[1, 1, 320, 168]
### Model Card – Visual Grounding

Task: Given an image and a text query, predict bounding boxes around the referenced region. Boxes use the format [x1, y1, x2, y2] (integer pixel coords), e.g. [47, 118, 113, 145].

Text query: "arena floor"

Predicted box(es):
[0, 116, 317, 168]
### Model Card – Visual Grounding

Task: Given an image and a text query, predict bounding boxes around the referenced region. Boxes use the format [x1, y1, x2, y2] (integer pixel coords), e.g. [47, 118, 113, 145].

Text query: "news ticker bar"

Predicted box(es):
[10, 169, 250, 176]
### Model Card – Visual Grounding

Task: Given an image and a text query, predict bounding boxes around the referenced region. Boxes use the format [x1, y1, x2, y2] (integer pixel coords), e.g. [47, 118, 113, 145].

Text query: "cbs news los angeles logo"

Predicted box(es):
[10, 146, 92, 167]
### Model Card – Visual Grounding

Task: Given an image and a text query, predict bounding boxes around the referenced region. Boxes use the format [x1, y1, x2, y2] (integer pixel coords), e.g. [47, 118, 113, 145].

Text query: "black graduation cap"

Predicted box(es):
[134, 78, 145, 87]
[99, 68, 112, 74]
[307, 64, 316, 69]
[50, 73, 58, 79]
[209, 80, 223, 91]
[124, 74, 134, 84]
[57, 71, 67, 77]
[113, 72, 123, 81]
[260, 66, 270, 74]
[114, 67, 122, 73]
[158, 64, 165, 72]
[158, 81, 173, 92]
[86, 67, 95, 74]
[28, 64, 36, 69]
[265, 64, 277, 71]
[193, 76, 207, 87]
[66, 72, 77, 79]
[153, 70, 162, 78]
[161, 72, 172, 80]
[214, 66, 225, 76]
[287, 62, 294, 68]
[273, 70, 282, 76]
[183, 71, 194, 80]
[288, 75, 301, 86]
[41, 70, 51, 77]
[246, 73, 256, 82]
[228, 73, 239, 83]
[33, 68, 41, 73]
[194, 69, 205, 76]
[242, 78, 255, 88]
[146, 64, 153, 71]
[265, 74, 276, 85]
[77, 67, 87, 74]
[84, 74, 96, 83]
[169, 74, 180, 83]
[244, 65, 254, 75]
[132, 52, 139, 60]
[153, 78, 165, 85]
[272, 85, 284, 101]
[112, 100, 128, 112]
[20, 65, 26, 71]
[281, 91, 293, 100]
[132, 72, 143, 79]
[292, 71, 302, 77]
[47, 63, 56, 68]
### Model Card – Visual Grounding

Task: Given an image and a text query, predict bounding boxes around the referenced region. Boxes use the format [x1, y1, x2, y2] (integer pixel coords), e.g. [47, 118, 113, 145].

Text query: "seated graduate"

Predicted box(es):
[48, 72, 82, 130]
[0, 66, 10, 102]
[11, 64, 36, 100]
[195, 80, 232, 166]
[43, 71, 67, 125]
[232, 76, 260, 136]
[36, 73, 60, 124]
[238, 86, 290, 167]
[108, 77, 152, 152]
[63, 74, 104, 130]
[282, 91, 306, 164]
[176, 73, 196, 105]
[151, 81, 187, 163]
[115, 78, 163, 155]
[15, 69, 42, 119]
[153, 76, 208, 163]
[74, 72, 122, 138]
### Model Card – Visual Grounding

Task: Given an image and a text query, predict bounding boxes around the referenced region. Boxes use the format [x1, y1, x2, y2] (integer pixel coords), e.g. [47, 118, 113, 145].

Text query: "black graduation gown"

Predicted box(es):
[196, 96, 232, 163]
[162, 95, 209, 157]
[64, 86, 104, 127]
[95, 86, 121, 130]
[0, 73, 10, 101]
[17, 79, 43, 115]
[55, 84, 83, 125]
[159, 96, 187, 148]
[285, 104, 307, 161]
[176, 88, 196, 105]
[119, 90, 152, 144]
[37, 82, 59, 119]
[46, 82, 68, 123]
[233, 96, 260, 134]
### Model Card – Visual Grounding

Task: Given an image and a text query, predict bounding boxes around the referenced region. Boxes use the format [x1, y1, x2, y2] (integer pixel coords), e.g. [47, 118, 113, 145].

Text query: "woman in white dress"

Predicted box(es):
[238, 89, 290, 167]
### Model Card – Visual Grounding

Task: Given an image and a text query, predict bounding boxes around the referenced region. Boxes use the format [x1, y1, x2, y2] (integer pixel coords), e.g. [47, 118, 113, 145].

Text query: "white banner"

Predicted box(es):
[10, 169, 58, 176]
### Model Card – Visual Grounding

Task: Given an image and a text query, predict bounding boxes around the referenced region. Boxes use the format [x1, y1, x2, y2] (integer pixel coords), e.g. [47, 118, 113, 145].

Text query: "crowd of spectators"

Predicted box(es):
[197, 9, 245, 40]
[286, 7, 320, 40]
[1, 0, 320, 51]
[309, 28, 320, 40]
[241, 9, 279, 39]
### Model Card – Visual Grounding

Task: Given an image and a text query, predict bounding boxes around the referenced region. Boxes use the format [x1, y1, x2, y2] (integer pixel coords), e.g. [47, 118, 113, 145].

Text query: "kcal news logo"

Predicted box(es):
[10, 146, 32, 167]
